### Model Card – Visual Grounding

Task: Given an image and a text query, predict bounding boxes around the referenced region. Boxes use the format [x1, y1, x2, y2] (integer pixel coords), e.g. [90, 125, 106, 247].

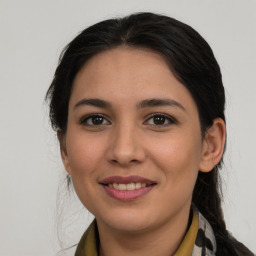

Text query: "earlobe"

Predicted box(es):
[199, 118, 226, 173]
[58, 130, 72, 175]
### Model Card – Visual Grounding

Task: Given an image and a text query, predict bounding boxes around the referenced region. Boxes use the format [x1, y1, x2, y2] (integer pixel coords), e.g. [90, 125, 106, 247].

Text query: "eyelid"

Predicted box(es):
[80, 114, 111, 126]
[144, 113, 177, 126]
[79, 112, 176, 127]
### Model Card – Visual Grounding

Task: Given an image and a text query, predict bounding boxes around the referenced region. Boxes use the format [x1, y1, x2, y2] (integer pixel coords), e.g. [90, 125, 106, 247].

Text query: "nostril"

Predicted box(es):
[111, 159, 118, 163]
[110, 158, 138, 165]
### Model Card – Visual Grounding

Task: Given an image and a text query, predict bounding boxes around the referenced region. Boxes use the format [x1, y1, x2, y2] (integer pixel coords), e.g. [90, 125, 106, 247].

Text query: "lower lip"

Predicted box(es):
[102, 185, 155, 201]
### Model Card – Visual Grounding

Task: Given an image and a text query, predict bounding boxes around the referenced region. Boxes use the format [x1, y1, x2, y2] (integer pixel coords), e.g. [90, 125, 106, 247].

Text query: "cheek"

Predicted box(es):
[65, 132, 106, 212]
[149, 131, 202, 187]
[65, 131, 105, 179]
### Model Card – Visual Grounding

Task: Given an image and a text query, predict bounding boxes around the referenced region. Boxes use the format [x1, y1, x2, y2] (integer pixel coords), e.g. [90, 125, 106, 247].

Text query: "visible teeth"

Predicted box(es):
[119, 184, 126, 190]
[135, 183, 142, 189]
[108, 182, 148, 190]
[127, 183, 135, 190]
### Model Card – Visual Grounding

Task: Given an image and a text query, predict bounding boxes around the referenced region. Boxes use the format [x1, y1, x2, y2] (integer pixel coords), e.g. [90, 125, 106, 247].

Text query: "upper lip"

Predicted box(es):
[99, 175, 156, 185]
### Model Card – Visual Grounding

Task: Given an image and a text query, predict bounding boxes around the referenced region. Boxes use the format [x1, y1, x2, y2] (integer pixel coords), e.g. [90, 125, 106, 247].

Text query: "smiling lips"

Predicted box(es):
[100, 175, 156, 201]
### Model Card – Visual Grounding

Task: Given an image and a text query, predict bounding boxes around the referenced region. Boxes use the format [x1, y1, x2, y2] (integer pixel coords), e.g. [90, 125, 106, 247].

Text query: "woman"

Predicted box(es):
[46, 12, 254, 256]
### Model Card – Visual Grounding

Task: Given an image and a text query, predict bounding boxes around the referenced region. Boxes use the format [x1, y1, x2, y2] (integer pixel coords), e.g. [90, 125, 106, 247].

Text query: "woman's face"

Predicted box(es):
[61, 47, 208, 233]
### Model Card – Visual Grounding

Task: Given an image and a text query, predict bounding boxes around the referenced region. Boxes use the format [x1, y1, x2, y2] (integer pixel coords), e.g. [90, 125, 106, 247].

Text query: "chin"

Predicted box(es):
[96, 208, 156, 233]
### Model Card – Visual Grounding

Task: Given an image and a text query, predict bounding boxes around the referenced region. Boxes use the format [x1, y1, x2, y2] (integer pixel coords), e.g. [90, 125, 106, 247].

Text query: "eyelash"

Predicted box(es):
[80, 113, 176, 128]
[80, 114, 110, 126]
[144, 113, 176, 127]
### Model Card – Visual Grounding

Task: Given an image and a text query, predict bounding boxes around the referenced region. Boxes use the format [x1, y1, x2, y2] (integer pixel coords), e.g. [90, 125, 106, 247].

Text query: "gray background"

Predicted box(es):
[0, 0, 255, 255]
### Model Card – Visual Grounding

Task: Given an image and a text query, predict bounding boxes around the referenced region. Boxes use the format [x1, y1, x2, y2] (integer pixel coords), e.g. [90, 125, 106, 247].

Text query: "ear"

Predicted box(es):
[58, 130, 71, 175]
[199, 118, 226, 173]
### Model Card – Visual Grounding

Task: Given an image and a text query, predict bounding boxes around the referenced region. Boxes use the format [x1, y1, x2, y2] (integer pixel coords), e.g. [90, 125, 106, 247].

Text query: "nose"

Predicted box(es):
[106, 123, 146, 167]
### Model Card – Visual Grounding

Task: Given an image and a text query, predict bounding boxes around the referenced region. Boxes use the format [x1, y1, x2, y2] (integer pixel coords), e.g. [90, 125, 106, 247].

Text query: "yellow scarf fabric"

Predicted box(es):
[174, 210, 198, 255]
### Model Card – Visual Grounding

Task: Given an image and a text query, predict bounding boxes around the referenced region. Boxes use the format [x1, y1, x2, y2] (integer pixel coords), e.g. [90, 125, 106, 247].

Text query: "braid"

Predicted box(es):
[193, 169, 254, 255]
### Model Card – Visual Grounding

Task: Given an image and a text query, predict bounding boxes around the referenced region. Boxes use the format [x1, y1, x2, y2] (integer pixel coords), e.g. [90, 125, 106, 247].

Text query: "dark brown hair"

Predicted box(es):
[46, 12, 253, 255]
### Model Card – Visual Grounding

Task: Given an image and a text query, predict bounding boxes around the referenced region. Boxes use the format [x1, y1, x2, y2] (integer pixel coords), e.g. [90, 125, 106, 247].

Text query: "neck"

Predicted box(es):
[97, 206, 191, 256]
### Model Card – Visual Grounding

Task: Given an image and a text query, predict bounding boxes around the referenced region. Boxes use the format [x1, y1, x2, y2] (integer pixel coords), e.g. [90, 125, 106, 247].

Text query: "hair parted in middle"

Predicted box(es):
[46, 12, 247, 255]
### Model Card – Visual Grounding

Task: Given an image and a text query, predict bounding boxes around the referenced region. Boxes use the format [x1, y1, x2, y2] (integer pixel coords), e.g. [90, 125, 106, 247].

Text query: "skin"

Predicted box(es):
[60, 47, 225, 256]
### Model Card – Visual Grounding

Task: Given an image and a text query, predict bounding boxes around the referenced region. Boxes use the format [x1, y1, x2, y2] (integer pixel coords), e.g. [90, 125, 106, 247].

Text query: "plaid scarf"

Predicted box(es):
[192, 211, 217, 256]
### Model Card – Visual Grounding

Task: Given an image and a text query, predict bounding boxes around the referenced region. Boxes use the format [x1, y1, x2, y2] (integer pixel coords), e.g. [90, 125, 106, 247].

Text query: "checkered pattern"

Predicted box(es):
[192, 211, 217, 256]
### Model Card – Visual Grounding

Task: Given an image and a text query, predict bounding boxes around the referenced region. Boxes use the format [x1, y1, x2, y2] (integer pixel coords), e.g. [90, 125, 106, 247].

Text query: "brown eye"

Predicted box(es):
[153, 116, 166, 125]
[91, 116, 104, 125]
[81, 114, 110, 126]
[145, 114, 176, 127]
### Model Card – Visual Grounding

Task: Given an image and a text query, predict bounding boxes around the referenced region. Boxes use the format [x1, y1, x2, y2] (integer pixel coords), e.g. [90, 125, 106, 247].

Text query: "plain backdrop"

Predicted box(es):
[0, 0, 255, 255]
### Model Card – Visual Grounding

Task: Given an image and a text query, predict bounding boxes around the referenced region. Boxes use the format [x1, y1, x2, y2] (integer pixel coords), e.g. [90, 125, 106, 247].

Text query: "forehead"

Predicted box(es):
[70, 47, 197, 112]
[74, 47, 171, 88]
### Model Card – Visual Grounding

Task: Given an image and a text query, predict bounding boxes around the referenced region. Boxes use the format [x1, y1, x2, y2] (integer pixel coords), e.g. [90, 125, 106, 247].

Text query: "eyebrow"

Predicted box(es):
[73, 98, 112, 110]
[136, 98, 186, 111]
[73, 98, 185, 111]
